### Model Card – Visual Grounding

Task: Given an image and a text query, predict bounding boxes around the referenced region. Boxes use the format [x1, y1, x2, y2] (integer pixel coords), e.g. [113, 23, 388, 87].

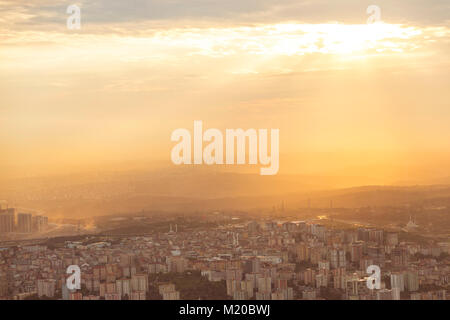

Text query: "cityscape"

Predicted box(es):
[1, 0, 449, 307]
[0, 199, 448, 300]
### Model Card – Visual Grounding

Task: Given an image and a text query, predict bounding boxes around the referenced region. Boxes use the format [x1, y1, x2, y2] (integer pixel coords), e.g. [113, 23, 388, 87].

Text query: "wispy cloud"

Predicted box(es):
[0, 0, 449, 173]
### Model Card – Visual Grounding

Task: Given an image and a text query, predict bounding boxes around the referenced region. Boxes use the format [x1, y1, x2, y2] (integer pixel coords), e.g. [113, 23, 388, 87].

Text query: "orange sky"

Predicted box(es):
[1, 1, 449, 184]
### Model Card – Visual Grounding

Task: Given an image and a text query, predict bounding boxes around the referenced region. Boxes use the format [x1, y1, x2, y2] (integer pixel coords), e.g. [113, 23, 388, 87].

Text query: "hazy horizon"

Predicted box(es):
[1, 0, 450, 213]
[1, 1, 449, 307]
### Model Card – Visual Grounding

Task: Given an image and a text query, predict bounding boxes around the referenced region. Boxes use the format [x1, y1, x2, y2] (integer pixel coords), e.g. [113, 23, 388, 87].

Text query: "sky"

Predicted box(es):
[0, 0, 449, 182]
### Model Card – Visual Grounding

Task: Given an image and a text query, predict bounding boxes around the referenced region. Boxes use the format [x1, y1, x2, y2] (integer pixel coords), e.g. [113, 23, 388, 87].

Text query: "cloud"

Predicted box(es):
[1, 0, 449, 33]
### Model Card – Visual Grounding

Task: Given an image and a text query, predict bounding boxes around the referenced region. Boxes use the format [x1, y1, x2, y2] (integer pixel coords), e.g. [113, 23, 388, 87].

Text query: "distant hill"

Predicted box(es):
[1, 168, 450, 217]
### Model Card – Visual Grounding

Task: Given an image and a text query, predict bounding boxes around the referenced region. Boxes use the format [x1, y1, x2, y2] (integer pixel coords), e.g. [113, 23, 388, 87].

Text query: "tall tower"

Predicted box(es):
[18, 213, 32, 233]
[0, 208, 15, 233]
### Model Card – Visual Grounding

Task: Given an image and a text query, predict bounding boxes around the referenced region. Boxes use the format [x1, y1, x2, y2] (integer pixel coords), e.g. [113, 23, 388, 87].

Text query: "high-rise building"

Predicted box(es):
[32, 216, 48, 232]
[302, 288, 317, 300]
[333, 268, 347, 290]
[226, 279, 240, 296]
[315, 273, 328, 288]
[247, 221, 259, 233]
[233, 290, 248, 300]
[303, 268, 316, 285]
[0, 208, 15, 233]
[367, 245, 385, 267]
[295, 243, 309, 262]
[377, 289, 394, 300]
[318, 260, 330, 271]
[385, 232, 399, 246]
[37, 279, 56, 298]
[311, 224, 326, 241]
[405, 271, 419, 292]
[131, 274, 148, 292]
[17, 213, 32, 233]
[346, 278, 372, 299]
[167, 256, 188, 273]
[391, 247, 408, 267]
[391, 272, 405, 292]
[257, 277, 271, 293]
[271, 288, 294, 300]
[359, 257, 374, 271]
[105, 293, 121, 300]
[62, 284, 70, 300]
[251, 258, 261, 273]
[369, 229, 384, 244]
[241, 279, 254, 299]
[330, 248, 346, 269]
[392, 287, 401, 300]
[357, 228, 370, 242]
[119, 253, 135, 267]
[351, 242, 364, 262]
[0, 273, 8, 297]
[159, 283, 179, 300]
[116, 279, 131, 298]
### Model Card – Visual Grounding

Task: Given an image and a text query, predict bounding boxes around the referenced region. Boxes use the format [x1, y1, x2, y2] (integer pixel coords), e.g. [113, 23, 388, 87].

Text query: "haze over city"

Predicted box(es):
[0, 0, 448, 303]
[1, 0, 449, 184]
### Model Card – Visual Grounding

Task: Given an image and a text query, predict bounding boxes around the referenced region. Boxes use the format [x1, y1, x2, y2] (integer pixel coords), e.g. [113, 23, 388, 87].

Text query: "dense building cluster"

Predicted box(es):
[0, 204, 48, 234]
[0, 219, 448, 300]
